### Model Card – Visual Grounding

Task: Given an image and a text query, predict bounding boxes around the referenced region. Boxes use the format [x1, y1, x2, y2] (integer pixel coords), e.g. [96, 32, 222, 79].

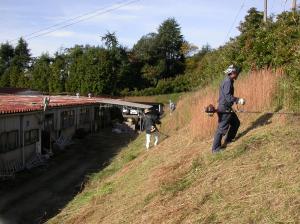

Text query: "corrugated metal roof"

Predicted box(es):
[97, 98, 152, 109]
[0, 95, 152, 115]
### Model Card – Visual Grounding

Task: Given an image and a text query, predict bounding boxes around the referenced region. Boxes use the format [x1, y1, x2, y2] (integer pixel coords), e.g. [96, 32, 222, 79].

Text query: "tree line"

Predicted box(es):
[0, 9, 299, 106]
[0, 18, 191, 96]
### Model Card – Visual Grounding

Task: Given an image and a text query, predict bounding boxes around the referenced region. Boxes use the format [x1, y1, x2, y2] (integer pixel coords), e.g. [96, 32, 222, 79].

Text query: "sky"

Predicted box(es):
[0, 0, 294, 56]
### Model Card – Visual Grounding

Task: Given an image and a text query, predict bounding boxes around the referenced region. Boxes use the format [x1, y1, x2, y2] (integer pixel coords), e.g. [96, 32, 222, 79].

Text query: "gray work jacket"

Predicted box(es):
[217, 76, 238, 112]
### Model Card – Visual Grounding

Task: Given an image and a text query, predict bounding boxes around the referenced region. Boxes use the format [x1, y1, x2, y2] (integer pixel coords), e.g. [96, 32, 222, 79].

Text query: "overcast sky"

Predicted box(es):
[0, 0, 293, 56]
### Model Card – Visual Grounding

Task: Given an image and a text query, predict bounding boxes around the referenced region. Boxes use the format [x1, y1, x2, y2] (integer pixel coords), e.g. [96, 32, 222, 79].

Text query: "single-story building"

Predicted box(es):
[0, 94, 151, 177]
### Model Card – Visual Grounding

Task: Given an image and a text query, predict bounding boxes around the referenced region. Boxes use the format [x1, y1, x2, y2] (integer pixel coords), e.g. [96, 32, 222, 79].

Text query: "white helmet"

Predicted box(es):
[224, 64, 238, 75]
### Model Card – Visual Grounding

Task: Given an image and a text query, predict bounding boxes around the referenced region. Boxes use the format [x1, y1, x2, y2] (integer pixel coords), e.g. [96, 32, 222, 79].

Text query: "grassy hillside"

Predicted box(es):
[49, 70, 300, 224]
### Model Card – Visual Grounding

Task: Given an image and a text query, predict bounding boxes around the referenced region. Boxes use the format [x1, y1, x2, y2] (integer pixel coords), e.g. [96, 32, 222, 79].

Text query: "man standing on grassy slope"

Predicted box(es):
[143, 108, 161, 150]
[212, 65, 246, 153]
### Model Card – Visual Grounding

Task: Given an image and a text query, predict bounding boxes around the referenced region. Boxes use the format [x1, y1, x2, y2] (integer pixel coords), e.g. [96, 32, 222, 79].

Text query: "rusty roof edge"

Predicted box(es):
[0, 96, 153, 115]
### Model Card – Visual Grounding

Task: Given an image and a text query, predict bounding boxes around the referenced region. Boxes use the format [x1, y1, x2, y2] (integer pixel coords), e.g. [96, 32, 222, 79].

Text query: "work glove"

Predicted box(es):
[237, 98, 246, 105]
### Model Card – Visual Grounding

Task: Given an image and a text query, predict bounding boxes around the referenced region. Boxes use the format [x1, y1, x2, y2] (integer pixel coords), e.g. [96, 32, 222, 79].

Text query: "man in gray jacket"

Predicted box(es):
[212, 65, 245, 153]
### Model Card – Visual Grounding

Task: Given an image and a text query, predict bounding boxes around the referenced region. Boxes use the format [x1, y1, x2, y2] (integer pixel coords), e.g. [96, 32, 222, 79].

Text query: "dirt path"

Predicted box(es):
[0, 129, 137, 224]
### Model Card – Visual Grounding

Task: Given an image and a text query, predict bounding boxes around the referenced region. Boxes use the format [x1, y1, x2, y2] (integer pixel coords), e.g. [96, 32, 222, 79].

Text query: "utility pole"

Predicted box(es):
[264, 0, 268, 23]
[292, 0, 297, 12]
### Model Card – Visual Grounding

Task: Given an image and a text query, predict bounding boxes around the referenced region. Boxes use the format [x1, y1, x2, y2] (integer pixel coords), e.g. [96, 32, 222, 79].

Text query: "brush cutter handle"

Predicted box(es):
[237, 98, 246, 105]
[158, 130, 169, 138]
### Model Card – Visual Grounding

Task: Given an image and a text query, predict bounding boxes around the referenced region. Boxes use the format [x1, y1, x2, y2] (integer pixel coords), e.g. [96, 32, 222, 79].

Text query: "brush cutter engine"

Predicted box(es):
[204, 104, 217, 117]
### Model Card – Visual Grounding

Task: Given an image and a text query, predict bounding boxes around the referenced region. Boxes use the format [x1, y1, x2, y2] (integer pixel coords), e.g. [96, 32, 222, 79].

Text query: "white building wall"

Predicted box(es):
[0, 116, 22, 167]
[1, 104, 99, 173]
[0, 116, 19, 132]
[0, 112, 42, 169]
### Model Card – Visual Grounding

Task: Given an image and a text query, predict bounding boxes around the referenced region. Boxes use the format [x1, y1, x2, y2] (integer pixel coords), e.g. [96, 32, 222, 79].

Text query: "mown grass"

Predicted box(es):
[158, 132, 270, 197]
[148, 122, 300, 223]
[189, 123, 299, 223]
[209, 133, 272, 162]
[51, 122, 300, 224]
[88, 133, 145, 182]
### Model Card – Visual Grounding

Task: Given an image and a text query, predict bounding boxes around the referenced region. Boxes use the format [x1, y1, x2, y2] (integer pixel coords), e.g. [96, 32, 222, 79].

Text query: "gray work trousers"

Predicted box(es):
[212, 112, 240, 152]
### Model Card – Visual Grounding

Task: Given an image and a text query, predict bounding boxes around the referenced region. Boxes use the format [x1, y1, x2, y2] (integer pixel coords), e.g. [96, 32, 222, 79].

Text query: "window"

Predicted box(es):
[7, 131, 18, 151]
[31, 129, 39, 142]
[44, 114, 54, 131]
[61, 110, 75, 129]
[80, 108, 90, 124]
[24, 131, 30, 145]
[0, 130, 19, 153]
[24, 129, 39, 146]
[0, 132, 7, 153]
[94, 107, 100, 121]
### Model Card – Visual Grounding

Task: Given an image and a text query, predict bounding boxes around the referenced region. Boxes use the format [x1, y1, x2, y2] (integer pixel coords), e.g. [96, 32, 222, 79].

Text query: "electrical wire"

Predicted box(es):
[9, 0, 140, 42]
[8, 0, 127, 43]
[27, 0, 140, 41]
[283, 0, 288, 11]
[223, 0, 247, 43]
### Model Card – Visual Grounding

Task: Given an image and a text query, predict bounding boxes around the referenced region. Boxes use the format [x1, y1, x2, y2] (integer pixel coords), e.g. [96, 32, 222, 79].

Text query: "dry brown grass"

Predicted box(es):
[163, 69, 283, 140]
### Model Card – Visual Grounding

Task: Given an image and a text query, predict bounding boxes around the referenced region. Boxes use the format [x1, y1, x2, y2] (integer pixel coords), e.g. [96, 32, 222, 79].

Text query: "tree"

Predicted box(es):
[180, 41, 199, 57]
[64, 44, 121, 96]
[50, 53, 67, 93]
[8, 38, 31, 87]
[132, 18, 186, 87]
[132, 33, 158, 63]
[100, 32, 137, 95]
[238, 8, 264, 34]
[65, 45, 84, 93]
[156, 18, 185, 78]
[132, 33, 160, 86]
[237, 8, 265, 69]
[0, 42, 14, 75]
[31, 54, 51, 92]
[13, 38, 31, 69]
[101, 31, 118, 50]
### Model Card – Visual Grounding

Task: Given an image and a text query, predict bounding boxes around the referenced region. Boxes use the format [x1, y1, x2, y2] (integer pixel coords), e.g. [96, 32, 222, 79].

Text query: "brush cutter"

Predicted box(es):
[204, 104, 300, 116]
[204, 104, 217, 117]
[157, 129, 169, 138]
[155, 126, 169, 138]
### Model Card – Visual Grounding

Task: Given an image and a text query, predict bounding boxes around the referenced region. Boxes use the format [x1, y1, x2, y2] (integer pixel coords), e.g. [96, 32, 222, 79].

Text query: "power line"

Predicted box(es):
[8, 0, 126, 43]
[283, 0, 288, 11]
[223, 0, 246, 43]
[9, 0, 140, 43]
